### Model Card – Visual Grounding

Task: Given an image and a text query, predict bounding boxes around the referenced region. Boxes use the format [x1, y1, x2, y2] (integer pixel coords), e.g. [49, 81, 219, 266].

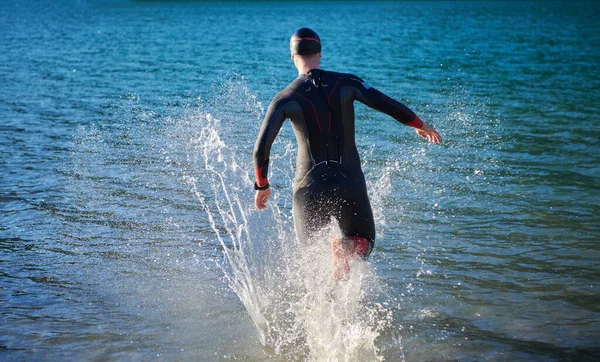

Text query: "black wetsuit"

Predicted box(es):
[253, 69, 423, 257]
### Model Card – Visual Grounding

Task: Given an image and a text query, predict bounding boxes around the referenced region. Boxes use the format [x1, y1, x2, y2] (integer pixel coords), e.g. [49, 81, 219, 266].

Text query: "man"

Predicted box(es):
[253, 28, 441, 281]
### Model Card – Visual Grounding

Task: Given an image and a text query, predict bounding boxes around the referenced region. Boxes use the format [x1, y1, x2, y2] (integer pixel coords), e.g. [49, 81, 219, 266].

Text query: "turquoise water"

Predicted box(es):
[1, 1, 599, 361]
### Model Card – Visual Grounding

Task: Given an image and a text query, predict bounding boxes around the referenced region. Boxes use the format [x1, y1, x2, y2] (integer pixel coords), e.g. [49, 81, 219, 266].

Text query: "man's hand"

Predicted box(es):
[415, 124, 441, 144]
[255, 188, 271, 210]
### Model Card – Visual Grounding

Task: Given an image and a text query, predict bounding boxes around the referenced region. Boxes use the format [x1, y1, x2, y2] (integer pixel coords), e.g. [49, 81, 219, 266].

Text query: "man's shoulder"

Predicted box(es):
[325, 69, 351, 78]
[281, 77, 305, 93]
[324, 70, 365, 85]
[270, 78, 305, 101]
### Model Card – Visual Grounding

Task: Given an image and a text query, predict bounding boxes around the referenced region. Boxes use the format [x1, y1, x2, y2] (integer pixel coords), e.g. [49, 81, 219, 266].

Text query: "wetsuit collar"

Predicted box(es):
[300, 68, 323, 79]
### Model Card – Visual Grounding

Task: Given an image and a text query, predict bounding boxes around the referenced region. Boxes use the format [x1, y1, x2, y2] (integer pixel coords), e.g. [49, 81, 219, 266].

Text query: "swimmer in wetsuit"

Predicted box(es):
[253, 28, 441, 281]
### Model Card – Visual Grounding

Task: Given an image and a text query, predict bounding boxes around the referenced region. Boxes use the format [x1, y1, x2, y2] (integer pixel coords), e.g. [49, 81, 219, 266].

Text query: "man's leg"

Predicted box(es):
[292, 185, 331, 246]
[332, 182, 376, 281]
[331, 236, 371, 281]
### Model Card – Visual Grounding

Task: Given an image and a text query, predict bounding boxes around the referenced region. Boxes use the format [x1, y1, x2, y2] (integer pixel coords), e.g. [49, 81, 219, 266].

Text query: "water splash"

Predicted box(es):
[69, 75, 403, 360]
[168, 80, 400, 361]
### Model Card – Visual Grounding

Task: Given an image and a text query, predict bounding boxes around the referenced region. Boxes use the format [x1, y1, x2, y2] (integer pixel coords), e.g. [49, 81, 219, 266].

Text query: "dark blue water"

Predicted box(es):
[1, 1, 599, 361]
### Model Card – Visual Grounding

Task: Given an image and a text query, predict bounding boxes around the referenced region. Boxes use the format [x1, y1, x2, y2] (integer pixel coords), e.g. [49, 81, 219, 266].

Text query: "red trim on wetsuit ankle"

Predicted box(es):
[406, 115, 424, 129]
[347, 236, 370, 256]
[254, 168, 268, 187]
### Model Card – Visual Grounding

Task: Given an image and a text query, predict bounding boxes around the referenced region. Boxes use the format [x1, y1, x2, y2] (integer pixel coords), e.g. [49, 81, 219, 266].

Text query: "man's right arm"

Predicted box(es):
[253, 97, 287, 191]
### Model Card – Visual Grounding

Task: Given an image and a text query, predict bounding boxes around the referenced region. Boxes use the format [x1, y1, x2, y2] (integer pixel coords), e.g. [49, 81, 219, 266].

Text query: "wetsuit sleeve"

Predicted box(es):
[351, 76, 424, 128]
[253, 97, 287, 187]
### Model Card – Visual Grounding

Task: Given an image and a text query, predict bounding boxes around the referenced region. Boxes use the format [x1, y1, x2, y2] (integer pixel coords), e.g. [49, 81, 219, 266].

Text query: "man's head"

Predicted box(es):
[290, 28, 321, 56]
[290, 28, 322, 73]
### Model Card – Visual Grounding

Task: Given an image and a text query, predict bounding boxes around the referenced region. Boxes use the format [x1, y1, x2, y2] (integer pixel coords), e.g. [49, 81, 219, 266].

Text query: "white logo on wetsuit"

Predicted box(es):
[311, 79, 328, 88]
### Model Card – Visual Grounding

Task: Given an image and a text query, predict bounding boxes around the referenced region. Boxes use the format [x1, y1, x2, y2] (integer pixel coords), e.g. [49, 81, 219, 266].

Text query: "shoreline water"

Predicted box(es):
[1, 1, 599, 361]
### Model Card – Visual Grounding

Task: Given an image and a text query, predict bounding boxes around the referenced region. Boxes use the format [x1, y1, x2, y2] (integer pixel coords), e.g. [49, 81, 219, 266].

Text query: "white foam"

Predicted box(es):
[170, 92, 402, 360]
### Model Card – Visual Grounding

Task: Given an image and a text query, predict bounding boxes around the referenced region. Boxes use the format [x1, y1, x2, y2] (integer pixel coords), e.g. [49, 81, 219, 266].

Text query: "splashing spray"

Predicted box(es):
[171, 87, 399, 360]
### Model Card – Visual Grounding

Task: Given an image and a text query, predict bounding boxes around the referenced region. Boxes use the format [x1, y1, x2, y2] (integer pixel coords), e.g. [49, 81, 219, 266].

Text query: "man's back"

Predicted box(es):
[254, 68, 422, 188]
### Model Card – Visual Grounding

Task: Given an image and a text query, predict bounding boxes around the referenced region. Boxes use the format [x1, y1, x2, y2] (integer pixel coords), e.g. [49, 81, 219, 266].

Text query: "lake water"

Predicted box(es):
[1, 1, 599, 361]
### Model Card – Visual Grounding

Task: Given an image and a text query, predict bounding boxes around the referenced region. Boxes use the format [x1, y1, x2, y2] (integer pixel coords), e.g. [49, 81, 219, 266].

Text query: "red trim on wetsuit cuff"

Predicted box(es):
[254, 168, 269, 187]
[406, 115, 424, 129]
